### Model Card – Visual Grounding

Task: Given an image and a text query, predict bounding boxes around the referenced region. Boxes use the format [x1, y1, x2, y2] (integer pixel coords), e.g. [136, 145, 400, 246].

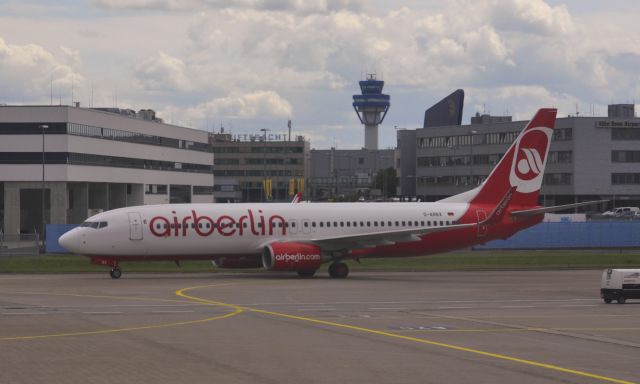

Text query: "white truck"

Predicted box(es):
[601, 269, 640, 304]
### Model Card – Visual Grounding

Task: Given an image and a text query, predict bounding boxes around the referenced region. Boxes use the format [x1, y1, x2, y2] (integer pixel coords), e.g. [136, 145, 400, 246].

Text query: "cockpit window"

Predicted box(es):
[80, 221, 108, 229]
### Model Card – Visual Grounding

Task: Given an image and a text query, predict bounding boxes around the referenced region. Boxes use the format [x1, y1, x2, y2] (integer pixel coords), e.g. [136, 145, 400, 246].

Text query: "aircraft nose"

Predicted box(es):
[58, 229, 80, 253]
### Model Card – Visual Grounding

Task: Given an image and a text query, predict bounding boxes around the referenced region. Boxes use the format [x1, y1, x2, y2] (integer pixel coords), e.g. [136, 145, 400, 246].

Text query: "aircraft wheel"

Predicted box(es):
[297, 270, 317, 278]
[328, 262, 349, 279]
[110, 267, 122, 279]
[617, 296, 626, 304]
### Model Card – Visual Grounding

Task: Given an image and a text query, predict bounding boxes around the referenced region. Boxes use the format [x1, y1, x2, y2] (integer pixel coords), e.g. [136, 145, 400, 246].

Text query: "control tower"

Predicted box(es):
[352, 74, 390, 150]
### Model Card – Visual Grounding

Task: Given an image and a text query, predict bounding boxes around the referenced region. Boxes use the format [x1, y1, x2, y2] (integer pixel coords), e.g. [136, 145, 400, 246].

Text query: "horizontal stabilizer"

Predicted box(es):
[511, 200, 608, 216]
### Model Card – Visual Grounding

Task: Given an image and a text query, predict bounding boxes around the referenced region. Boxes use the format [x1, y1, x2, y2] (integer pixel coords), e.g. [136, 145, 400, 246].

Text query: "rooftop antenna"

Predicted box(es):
[575, 103, 579, 117]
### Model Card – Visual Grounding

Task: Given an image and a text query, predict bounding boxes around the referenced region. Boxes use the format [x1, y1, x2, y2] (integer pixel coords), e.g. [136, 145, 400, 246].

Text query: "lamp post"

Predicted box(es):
[260, 128, 269, 202]
[40, 124, 48, 251]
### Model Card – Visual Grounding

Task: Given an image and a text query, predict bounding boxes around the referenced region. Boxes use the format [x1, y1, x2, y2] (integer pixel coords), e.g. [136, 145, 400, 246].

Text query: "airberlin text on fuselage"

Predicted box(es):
[149, 209, 286, 237]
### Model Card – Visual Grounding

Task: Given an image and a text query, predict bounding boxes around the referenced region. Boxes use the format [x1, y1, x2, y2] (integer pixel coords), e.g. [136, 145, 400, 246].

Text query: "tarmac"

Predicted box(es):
[1, 270, 639, 384]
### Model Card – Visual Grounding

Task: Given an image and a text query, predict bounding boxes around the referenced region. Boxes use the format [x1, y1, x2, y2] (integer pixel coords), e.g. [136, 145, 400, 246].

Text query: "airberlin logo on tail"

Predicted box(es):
[509, 127, 553, 193]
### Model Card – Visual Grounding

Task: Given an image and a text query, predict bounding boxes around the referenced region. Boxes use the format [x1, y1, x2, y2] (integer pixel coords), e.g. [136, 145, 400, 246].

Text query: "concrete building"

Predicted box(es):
[0, 105, 214, 236]
[398, 105, 640, 209]
[211, 131, 309, 202]
[308, 148, 395, 200]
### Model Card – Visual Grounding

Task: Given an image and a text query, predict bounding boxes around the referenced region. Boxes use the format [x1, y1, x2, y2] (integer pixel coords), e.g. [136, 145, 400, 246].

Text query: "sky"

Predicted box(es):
[1, 0, 640, 149]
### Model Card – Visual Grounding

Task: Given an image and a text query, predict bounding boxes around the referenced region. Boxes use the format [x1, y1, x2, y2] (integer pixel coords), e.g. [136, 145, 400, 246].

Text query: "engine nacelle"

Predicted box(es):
[212, 255, 263, 269]
[262, 242, 324, 271]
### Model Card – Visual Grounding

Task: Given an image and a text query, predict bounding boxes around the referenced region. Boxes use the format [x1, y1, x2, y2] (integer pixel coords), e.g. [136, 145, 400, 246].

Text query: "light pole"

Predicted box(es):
[260, 128, 269, 202]
[40, 124, 48, 251]
[469, 130, 478, 186]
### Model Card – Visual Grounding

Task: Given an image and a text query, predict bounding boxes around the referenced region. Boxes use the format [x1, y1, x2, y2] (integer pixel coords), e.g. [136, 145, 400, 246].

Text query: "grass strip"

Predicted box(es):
[1, 250, 639, 274]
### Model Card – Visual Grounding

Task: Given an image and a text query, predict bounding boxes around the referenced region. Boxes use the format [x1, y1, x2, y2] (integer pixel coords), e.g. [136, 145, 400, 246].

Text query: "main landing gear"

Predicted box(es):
[109, 266, 122, 279]
[328, 262, 349, 279]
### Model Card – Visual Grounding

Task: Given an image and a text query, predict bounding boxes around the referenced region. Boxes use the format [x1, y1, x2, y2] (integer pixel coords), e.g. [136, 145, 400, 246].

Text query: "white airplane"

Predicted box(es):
[59, 108, 602, 279]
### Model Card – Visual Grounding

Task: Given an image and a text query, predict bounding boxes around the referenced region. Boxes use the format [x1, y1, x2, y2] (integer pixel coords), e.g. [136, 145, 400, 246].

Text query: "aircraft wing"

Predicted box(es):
[307, 222, 476, 251]
[511, 200, 608, 216]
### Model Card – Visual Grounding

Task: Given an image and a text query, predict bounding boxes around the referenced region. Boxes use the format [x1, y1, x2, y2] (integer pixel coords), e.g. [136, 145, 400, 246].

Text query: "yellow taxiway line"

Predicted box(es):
[177, 284, 637, 384]
[1, 284, 243, 342]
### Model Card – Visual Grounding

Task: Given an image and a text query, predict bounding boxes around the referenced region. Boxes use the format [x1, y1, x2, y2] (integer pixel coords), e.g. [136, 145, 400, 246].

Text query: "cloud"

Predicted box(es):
[0, 37, 84, 103]
[91, 0, 363, 13]
[133, 51, 191, 91]
[187, 90, 293, 120]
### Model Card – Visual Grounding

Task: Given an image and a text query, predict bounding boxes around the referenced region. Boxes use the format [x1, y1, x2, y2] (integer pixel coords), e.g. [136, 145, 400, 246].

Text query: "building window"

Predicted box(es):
[612, 128, 640, 141]
[612, 151, 640, 163]
[543, 173, 573, 185]
[145, 184, 167, 194]
[612, 173, 640, 185]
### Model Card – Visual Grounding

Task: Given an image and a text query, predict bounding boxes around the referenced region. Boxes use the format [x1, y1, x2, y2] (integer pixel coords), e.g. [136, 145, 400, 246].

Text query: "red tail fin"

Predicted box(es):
[447, 108, 557, 208]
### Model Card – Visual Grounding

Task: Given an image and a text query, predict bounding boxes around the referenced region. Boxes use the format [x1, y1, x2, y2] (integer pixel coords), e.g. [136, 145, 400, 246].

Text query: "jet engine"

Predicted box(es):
[262, 242, 324, 271]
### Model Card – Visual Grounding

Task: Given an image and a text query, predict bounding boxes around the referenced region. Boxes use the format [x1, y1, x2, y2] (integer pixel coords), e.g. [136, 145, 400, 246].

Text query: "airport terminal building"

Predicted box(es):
[399, 104, 640, 209]
[0, 105, 214, 236]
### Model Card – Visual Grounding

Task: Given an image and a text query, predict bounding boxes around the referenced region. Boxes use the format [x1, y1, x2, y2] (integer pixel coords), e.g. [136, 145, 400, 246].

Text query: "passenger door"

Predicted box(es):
[127, 212, 143, 240]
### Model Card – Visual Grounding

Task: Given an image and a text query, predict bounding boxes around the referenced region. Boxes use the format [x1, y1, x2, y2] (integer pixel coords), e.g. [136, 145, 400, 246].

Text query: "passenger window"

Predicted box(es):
[353, 221, 357, 227]
[333, 222, 337, 227]
[367, 221, 371, 226]
[312, 222, 316, 227]
[304, 222, 308, 227]
[360, 221, 364, 227]
[439, 221, 443, 226]
[380, 222, 385, 227]
[320, 222, 324, 227]
[340, 222, 344, 227]
[388, 221, 392, 226]
[421, 221, 425, 226]
[402, 221, 406, 226]
[395, 221, 399, 226]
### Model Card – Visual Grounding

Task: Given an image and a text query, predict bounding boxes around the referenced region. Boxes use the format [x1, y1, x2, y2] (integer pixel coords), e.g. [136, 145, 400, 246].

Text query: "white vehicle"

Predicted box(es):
[58, 109, 603, 279]
[600, 269, 640, 304]
[601, 207, 639, 217]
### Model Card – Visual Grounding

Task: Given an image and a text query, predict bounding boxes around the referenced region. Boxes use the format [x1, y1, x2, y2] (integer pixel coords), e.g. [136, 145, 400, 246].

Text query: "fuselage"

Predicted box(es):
[59, 200, 539, 260]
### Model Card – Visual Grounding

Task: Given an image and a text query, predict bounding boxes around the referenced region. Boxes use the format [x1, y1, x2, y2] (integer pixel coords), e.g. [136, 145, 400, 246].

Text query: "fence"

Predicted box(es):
[0, 233, 40, 257]
[476, 221, 640, 249]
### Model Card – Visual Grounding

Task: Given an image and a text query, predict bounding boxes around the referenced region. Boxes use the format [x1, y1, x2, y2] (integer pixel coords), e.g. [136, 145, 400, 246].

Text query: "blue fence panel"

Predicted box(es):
[46, 224, 78, 253]
[477, 221, 640, 249]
